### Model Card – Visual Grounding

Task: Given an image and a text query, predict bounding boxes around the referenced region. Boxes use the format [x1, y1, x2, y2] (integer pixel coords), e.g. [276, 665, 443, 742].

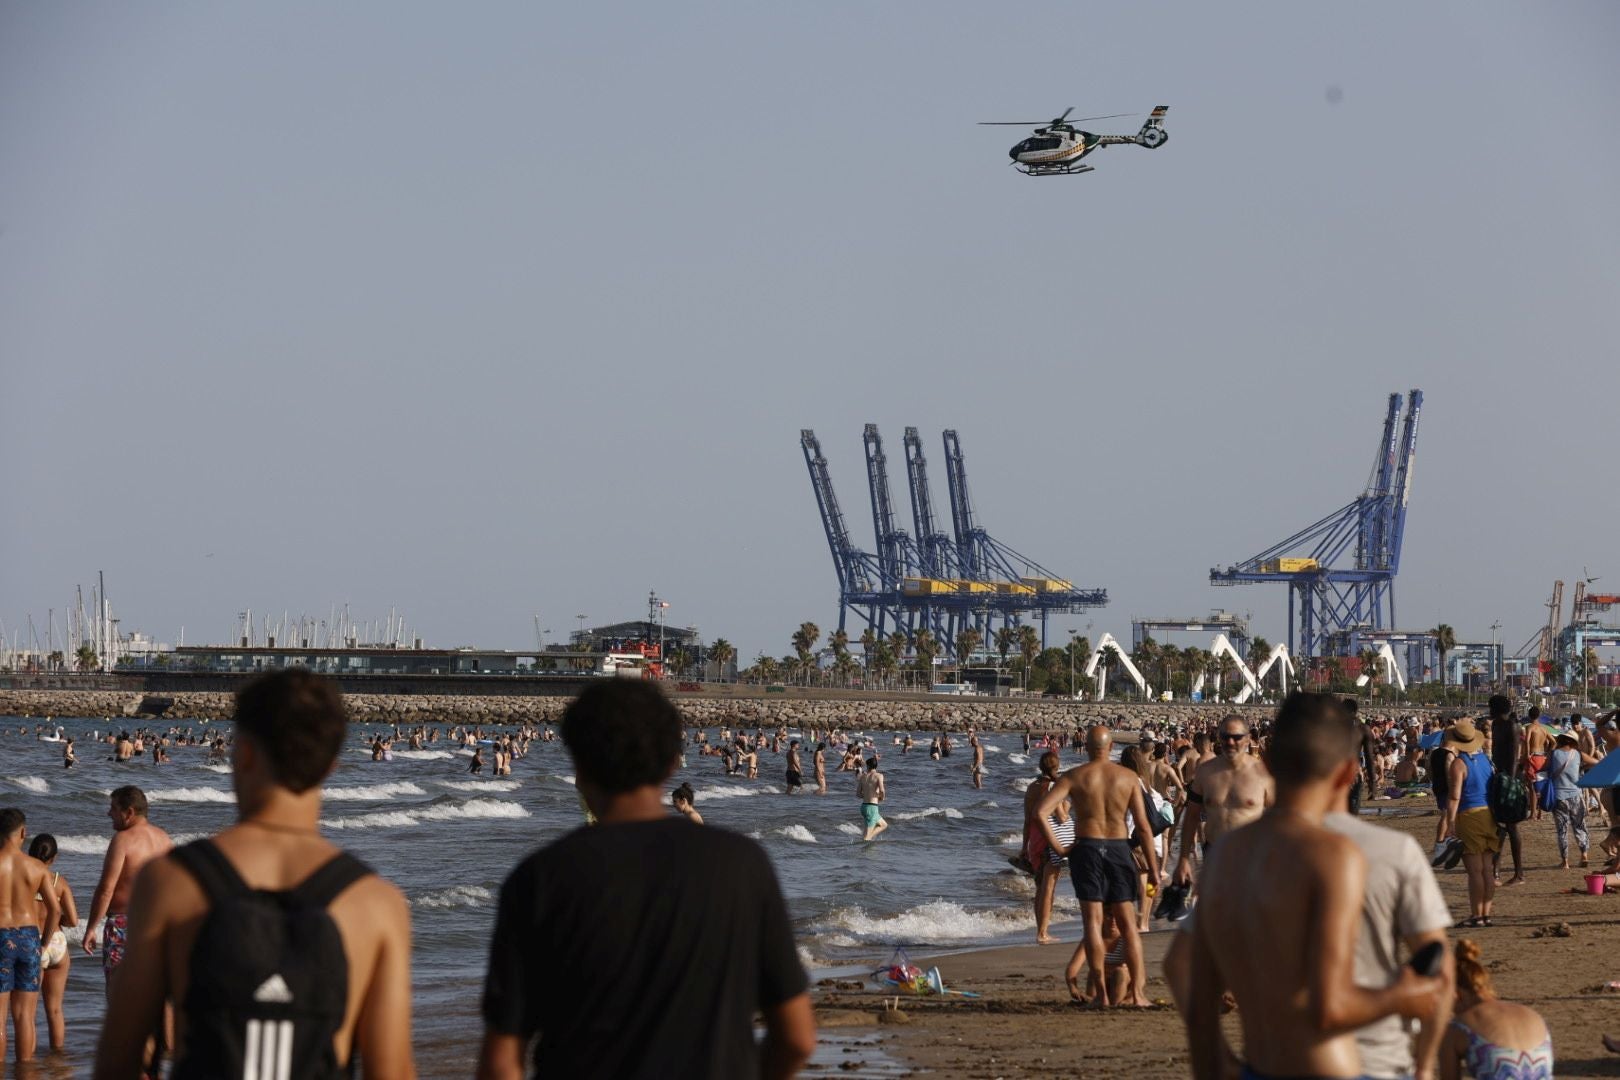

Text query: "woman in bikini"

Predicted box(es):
[29, 833, 78, 1053]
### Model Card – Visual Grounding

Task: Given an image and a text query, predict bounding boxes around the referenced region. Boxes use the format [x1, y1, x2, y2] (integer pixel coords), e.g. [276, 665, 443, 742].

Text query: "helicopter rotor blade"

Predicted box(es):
[1067, 113, 1136, 123]
[978, 121, 1057, 126]
[1055, 107, 1074, 123]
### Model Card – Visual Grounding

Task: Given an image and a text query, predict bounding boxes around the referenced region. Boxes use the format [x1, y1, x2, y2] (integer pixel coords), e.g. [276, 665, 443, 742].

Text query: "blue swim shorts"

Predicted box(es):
[0, 925, 42, 994]
[861, 803, 882, 828]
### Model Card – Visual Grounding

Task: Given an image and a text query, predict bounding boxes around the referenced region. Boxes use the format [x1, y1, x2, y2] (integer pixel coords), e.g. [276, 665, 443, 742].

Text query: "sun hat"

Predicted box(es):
[1555, 730, 1579, 744]
[1443, 718, 1485, 753]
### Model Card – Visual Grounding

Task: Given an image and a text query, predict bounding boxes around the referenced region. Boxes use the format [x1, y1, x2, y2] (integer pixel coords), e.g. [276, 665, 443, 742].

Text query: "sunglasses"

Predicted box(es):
[1220, 732, 1248, 742]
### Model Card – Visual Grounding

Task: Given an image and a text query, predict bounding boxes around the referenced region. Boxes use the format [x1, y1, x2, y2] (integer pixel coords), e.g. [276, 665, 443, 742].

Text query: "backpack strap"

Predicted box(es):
[288, 852, 372, 908]
[171, 839, 252, 905]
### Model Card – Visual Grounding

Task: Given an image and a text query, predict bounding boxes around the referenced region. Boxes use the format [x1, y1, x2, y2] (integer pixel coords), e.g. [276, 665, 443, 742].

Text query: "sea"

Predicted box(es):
[1, 715, 1071, 1075]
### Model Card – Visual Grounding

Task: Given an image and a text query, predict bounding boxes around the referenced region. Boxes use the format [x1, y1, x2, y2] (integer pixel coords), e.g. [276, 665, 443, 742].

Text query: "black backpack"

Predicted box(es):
[1486, 772, 1530, 826]
[170, 839, 371, 1080]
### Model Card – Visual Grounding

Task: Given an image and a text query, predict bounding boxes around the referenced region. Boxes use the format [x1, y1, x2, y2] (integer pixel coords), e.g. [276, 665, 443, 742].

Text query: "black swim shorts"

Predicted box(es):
[1069, 838, 1138, 905]
[785, 769, 802, 787]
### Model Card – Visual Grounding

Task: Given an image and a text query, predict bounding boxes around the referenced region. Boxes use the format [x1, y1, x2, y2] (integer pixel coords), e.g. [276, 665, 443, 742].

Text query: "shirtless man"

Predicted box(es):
[84, 786, 173, 990]
[813, 743, 828, 795]
[1174, 716, 1274, 888]
[95, 668, 415, 1079]
[1037, 726, 1159, 1007]
[114, 733, 134, 763]
[785, 741, 804, 795]
[970, 733, 985, 790]
[1523, 707, 1551, 822]
[1183, 692, 1440, 1080]
[0, 808, 61, 1062]
[857, 760, 887, 841]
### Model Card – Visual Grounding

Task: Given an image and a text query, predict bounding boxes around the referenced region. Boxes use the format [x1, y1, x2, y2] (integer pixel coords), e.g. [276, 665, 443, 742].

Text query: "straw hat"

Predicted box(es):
[1443, 718, 1485, 753]
[1555, 729, 1579, 745]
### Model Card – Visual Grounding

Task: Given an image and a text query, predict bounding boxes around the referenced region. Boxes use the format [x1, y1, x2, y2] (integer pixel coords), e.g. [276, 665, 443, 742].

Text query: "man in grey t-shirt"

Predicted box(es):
[1166, 808, 1453, 1079]
[1322, 812, 1452, 1080]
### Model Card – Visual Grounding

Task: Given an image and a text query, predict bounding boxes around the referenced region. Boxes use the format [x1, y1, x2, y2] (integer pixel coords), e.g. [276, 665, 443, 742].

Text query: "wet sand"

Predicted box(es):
[810, 800, 1620, 1077]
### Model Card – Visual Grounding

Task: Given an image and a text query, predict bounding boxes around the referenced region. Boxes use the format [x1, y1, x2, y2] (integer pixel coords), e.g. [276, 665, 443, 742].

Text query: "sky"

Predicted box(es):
[3, 2, 1619, 663]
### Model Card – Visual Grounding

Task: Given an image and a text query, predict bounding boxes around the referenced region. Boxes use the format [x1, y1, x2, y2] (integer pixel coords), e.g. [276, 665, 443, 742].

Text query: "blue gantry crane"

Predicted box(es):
[803, 426, 1107, 657]
[1209, 390, 1423, 658]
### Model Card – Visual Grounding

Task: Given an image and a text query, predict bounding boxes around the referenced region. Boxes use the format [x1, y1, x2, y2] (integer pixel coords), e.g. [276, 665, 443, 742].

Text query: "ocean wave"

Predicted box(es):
[436, 779, 520, 793]
[999, 832, 1022, 846]
[147, 787, 235, 804]
[893, 806, 964, 821]
[1007, 753, 1028, 765]
[323, 798, 530, 831]
[54, 829, 207, 856]
[4, 776, 49, 794]
[388, 750, 457, 761]
[836, 823, 863, 836]
[200, 764, 233, 774]
[556, 775, 576, 786]
[984, 745, 1002, 754]
[692, 783, 779, 799]
[812, 900, 1032, 945]
[775, 825, 817, 844]
[1006, 775, 1038, 793]
[324, 782, 428, 801]
[412, 884, 494, 910]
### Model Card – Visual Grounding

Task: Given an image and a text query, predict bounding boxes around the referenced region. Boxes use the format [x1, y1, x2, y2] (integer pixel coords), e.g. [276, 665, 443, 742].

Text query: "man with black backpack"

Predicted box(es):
[1486, 695, 1528, 887]
[94, 669, 415, 1080]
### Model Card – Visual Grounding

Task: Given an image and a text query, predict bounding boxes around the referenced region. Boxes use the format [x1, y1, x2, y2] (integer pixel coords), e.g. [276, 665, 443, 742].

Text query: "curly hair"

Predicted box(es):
[1454, 938, 1494, 998]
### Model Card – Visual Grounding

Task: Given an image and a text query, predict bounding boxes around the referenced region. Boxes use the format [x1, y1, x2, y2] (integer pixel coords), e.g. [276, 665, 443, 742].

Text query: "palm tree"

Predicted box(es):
[913, 628, 939, 683]
[1215, 652, 1237, 702]
[1098, 642, 1123, 699]
[668, 648, 693, 677]
[74, 644, 99, 672]
[755, 654, 778, 683]
[1017, 625, 1040, 690]
[871, 643, 897, 688]
[1182, 648, 1208, 699]
[994, 626, 1015, 670]
[1158, 643, 1181, 699]
[708, 638, 735, 682]
[1246, 636, 1272, 673]
[833, 651, 857, 687]
[859, 628, 878, 684]
[1133, 637, 1161, 693]
[955, 627, 982, 682]
[1358, 647, 1379, 696]
[1432, 624, 1456, 689]
[47, 650, 64, 672]
[829, 628, 849, 660]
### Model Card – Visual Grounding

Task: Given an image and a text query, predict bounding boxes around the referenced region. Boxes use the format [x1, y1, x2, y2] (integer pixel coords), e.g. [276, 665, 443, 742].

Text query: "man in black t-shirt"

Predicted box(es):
[477, 681, 815, 1080]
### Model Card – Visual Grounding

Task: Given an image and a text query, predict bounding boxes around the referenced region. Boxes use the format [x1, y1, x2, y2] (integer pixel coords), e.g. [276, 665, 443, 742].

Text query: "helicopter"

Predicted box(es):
[979, 106, 1168, 176]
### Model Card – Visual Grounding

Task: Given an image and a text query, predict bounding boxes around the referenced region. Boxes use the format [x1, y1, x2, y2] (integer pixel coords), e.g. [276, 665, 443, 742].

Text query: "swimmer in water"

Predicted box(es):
[671, 783, 703, 825]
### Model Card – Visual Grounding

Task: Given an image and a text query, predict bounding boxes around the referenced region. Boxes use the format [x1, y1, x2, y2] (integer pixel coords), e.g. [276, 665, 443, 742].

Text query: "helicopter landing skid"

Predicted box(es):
[1017, 163, 1095, 177]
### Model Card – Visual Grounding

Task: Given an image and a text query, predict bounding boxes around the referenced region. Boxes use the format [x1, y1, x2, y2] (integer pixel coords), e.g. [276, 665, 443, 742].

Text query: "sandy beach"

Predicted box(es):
[811, 801, 1620, 1077]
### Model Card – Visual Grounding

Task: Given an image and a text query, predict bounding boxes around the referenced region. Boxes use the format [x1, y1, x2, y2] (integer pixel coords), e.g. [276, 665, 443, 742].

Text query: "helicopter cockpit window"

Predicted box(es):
[1019, 136, 1061, 153]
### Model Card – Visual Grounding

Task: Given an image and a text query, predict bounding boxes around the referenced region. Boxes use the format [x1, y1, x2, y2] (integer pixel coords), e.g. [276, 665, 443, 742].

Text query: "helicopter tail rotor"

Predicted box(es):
[1136, 105, 1169, 148]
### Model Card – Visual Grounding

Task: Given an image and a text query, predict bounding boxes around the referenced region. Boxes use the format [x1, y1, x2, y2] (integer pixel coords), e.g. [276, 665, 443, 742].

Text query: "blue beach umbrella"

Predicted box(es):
[1419, 731, 1444, 750]
[1577, 749, 1620, 789]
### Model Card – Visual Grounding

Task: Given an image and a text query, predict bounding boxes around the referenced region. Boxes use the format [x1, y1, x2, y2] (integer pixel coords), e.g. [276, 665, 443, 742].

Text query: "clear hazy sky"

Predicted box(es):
[4, 2, 1618, 662]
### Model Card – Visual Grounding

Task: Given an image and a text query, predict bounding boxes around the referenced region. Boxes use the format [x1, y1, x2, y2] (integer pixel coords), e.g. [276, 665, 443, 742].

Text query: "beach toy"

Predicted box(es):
[1586, 873, 1608, 896]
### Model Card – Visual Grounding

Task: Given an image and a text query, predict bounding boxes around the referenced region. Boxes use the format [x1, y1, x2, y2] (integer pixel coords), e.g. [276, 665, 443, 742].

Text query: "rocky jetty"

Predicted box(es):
[0, 688, 1443, 733]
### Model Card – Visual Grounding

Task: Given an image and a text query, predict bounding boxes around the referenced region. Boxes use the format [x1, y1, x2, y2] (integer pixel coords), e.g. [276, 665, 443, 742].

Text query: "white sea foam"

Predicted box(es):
[836, 823, 863, 836]
[412, 885, 494, 910]
[893, 806, 965, 821]
[323, 798, 530, 831]
[814, 900, 1032, 945]
[984, 745, 1002, 754]
[1007, 775, 1038, 793]
[5, 776, 49, 794]
[53, 830, 206, 855]
[999, 832, 1022, 846]
[775, 825, 817, 843]
[324, 782, 428, 801]
[1007, 753, 1028, 765]
[437, 779, 520, 793]
[147, 786, 235, 804]
[200, 764, 232, 774]
[388, 750, 456, 761]
[55, 835, 110, 854]
[556, 775, 576, 786]
[692, 783, 779, 799]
